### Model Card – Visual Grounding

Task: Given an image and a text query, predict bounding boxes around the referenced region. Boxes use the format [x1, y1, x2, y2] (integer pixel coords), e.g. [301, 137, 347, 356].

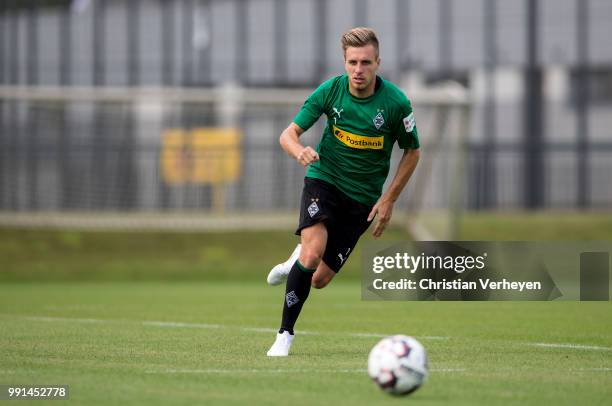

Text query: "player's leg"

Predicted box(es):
[268, 239, 339, 288]
[267, 222, 327, 356]
[311, 195, 374, 290]
[268, 243, 336, 288]
[266, 179, 332, 286]
[280, 222, 326, 331]
[267, 177, 335, 356]
[296, 222, 327, 268]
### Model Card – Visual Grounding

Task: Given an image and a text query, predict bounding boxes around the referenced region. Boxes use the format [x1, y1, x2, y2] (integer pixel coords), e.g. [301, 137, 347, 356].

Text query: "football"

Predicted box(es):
[367, 335, 428, 396]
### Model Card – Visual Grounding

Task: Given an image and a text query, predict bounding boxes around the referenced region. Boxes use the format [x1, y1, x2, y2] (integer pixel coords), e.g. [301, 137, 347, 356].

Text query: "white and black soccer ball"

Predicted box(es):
[367, 335, 428, 396]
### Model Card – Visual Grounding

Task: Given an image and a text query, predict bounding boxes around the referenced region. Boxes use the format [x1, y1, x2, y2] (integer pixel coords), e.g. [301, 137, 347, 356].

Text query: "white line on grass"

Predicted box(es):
[145, 368, 368, 374]
[348, 332, 386, 338]
[349, 332, 449, 340]
[242, 327, 321, 336]
[10, 315, 612, 353]
[23, 316, 106, 324]
[142, 321, 222, 329]
[528, 342, 612, 351]
[6, 314, 448, 341]
[144, 324, 448, 341]
[240, 327, 280, 334]
[144, 368, 466, 375]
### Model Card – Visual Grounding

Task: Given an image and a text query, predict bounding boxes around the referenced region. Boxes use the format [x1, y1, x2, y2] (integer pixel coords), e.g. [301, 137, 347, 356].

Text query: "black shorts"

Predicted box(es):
[295, 177, 373, 272]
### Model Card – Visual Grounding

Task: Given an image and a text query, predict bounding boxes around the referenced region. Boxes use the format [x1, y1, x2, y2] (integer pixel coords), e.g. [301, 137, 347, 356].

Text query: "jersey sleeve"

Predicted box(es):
[394, 98, 420, 150]
[292, 79, 331, 131]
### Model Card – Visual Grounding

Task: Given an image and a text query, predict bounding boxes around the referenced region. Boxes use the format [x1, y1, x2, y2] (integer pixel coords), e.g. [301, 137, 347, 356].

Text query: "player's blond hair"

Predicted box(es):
[341, 27, 379, 58]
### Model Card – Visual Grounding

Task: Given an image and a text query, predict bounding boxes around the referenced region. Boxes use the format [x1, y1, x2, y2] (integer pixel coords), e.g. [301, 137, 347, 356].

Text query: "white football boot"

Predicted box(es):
[267, 244, 302, 286]
[266, 331, 294, 357]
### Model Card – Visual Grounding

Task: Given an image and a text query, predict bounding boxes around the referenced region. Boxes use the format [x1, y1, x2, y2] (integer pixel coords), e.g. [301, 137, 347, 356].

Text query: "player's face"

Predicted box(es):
[344, 44, 380, 97]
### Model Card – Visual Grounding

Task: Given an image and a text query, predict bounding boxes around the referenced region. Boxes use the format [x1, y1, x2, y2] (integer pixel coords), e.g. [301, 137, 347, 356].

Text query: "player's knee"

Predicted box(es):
[299, 248, 323, 270]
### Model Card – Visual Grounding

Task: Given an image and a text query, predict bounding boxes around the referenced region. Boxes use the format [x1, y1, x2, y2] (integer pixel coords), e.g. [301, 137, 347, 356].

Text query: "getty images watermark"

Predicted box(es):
[372, 251, 542, 292]
[362, 242, 611, 301]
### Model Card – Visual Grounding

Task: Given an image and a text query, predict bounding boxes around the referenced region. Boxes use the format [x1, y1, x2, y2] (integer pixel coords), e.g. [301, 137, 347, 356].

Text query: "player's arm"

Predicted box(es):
[279, 122, 320, 167]
[368, 148, 420, 238]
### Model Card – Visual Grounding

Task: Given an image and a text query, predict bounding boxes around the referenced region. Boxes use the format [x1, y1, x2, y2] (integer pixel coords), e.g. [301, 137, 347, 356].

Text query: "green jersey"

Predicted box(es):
[293, 74, 420, 206]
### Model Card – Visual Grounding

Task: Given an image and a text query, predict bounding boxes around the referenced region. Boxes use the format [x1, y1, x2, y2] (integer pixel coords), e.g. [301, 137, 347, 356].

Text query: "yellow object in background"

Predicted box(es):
[161, 128, 242, 185]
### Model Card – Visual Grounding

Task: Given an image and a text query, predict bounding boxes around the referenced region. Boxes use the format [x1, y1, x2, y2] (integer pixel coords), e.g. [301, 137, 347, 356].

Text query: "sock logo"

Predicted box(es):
[285, 291, 300, 307]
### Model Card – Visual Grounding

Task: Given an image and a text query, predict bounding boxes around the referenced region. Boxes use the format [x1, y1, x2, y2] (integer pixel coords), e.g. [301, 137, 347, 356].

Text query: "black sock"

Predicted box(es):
[279, 260, 315, 335]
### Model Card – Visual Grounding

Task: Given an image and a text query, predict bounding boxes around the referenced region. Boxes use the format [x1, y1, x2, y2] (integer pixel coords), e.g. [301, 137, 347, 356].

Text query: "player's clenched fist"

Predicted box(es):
[297, 146, 319, 167]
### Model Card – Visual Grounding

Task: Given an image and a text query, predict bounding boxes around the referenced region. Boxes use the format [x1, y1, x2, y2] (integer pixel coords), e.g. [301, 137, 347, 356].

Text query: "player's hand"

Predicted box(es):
[296, 146, 319, 167]
[367, 199, 394, 238]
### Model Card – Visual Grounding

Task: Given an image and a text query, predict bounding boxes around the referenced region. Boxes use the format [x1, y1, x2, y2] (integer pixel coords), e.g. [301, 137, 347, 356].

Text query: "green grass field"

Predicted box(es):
[0, 212, 611, 405]
[0, 282, 610, 405]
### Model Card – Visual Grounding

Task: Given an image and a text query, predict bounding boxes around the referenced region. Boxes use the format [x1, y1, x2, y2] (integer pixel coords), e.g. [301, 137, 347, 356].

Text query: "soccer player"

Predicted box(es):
[266, 27, 420, 356]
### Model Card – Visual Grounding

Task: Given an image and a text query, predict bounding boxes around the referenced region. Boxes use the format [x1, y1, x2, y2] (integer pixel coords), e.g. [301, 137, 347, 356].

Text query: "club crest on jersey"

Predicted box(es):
[307, 201, 319, 217]
[373, 112, 385, 130]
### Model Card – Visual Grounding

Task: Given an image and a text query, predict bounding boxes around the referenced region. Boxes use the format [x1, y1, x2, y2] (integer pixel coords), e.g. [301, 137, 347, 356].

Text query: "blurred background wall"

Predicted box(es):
[0, 0, 611, 214]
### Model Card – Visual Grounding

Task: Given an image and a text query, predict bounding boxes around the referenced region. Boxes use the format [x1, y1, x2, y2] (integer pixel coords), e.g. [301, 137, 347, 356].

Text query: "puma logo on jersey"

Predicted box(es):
[332, 107, 344, 125]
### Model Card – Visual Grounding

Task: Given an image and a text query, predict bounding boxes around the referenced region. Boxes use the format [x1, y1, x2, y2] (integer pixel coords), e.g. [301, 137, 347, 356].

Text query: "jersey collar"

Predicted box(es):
[345, 75, 384, 103]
